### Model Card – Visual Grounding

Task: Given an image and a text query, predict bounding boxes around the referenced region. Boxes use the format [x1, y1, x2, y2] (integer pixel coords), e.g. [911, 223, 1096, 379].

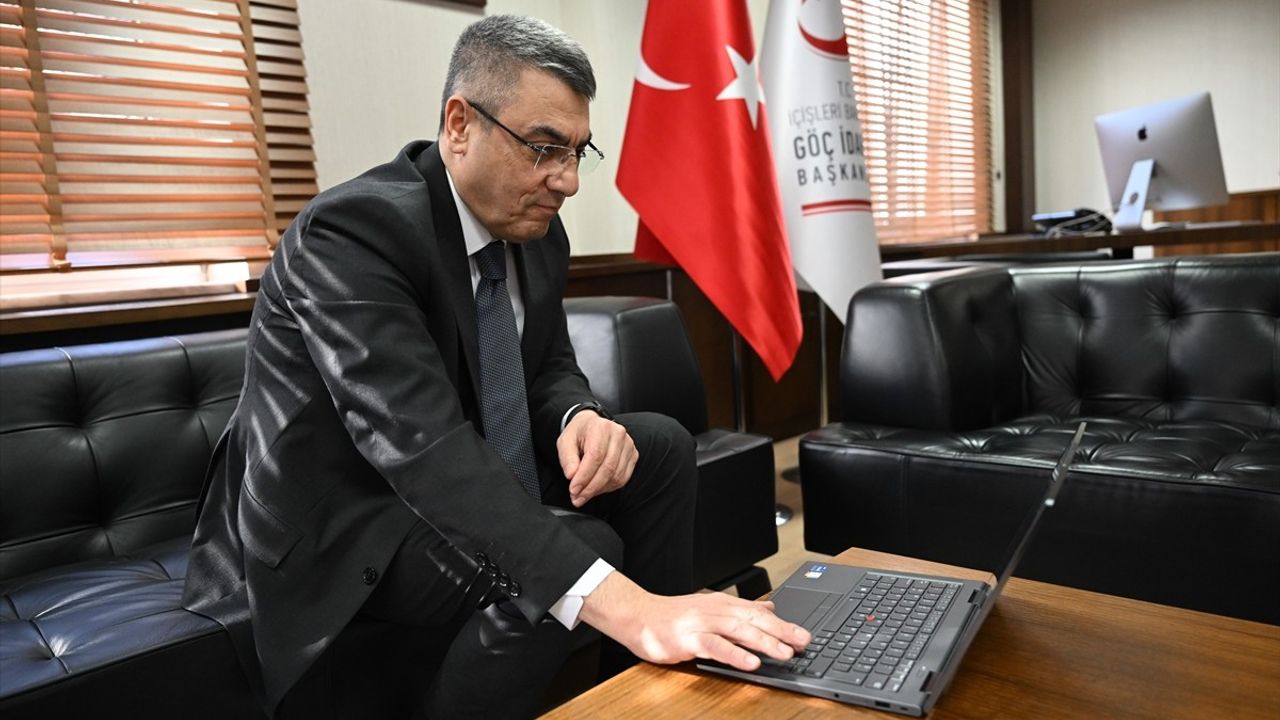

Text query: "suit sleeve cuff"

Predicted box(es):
[547, 558, 615, 630]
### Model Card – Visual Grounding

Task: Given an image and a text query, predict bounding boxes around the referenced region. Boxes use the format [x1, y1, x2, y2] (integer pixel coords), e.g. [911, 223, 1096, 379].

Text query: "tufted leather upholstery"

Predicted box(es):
[0, 331, 271, 717]
[801, 253, 1280, 625]
[0, 333, 243, 580]
[564, 297, 777, 594]
[1, 297, 774, 715]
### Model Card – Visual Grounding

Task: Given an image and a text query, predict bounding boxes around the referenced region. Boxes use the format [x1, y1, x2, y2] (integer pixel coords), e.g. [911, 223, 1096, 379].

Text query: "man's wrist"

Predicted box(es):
[579, 569, 645, 633]
[560, 401, 612, 432]
[548, 559, 615, 629]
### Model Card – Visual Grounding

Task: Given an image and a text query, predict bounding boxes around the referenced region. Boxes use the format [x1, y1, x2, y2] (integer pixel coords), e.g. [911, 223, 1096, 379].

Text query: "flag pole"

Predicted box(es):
[729, 327, 746, 433]
[735, 324, 797, 526]
[818, 304, 829, 427]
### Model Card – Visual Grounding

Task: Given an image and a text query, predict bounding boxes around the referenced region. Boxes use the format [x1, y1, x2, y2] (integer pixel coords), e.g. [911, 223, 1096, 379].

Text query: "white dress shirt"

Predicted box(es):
[446, 170, 613, 629]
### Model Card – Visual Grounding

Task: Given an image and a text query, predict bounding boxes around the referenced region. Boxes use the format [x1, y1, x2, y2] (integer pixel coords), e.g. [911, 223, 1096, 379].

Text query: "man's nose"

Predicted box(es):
[547, 161, 580, 197]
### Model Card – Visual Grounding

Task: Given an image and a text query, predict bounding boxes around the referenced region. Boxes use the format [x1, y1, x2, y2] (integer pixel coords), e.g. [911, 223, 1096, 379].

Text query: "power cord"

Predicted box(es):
[1045, 210, 1112, 238]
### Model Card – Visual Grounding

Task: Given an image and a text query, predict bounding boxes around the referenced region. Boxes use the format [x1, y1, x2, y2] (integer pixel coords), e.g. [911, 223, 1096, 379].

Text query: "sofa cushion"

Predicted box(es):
[1013, 255, 1280, 427]
[0, 537, 257, 713]
[0, 538, 209, 696]
[801, 415, 1280, 623]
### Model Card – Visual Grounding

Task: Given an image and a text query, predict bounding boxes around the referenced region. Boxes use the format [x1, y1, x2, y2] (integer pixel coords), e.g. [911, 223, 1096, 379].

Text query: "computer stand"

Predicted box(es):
[1113, 158, 1154, 231]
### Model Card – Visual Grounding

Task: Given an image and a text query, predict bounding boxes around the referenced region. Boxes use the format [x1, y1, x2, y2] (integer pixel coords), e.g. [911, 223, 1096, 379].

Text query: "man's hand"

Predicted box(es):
[557, 409, 638, 507]
[579, 572, 811, 671]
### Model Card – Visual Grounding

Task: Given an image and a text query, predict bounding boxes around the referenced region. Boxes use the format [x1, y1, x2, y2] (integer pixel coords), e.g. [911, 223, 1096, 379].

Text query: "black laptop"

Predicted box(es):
[698, 422, 1088, 716]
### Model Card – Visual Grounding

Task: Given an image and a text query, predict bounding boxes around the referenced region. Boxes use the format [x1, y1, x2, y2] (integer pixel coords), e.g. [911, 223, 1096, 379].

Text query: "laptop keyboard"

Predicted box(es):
[767, 573, 961, 693]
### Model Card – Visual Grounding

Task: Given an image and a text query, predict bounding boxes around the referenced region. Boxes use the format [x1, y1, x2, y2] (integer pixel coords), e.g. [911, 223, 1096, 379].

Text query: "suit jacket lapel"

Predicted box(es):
[418, 145, 482, 400]
[513, 241, 548, 373]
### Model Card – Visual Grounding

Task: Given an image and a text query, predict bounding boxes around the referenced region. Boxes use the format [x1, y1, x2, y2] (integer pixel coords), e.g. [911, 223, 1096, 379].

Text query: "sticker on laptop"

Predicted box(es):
[805, 564, 828, 579]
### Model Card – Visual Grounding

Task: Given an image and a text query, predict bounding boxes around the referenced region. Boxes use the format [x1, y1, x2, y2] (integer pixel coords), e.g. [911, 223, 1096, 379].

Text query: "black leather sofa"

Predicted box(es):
[800, 253, 1280, 625]
[0, 296, 777, 717]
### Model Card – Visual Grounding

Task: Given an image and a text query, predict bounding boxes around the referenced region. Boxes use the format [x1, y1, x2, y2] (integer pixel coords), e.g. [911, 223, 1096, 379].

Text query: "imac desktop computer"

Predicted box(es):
[1094, 91, 1229, 231]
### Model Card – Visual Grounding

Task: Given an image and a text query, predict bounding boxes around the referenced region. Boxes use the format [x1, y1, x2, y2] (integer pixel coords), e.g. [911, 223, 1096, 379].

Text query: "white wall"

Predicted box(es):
[1032, 0, 1280, 214]
[298, 1, 1279, 252]
[297, 0, 770, 256]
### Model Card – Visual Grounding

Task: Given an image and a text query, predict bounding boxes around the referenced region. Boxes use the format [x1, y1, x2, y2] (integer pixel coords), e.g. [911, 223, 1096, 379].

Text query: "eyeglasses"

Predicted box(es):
[465, 99, 604, 176]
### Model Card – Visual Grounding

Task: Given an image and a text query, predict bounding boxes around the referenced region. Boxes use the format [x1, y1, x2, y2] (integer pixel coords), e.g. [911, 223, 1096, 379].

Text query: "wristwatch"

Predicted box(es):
[564, 400, 612, 428]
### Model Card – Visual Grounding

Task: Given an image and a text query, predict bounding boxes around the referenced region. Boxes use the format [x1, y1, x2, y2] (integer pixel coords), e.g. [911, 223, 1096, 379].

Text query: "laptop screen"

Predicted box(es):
[989, 421, 1087, 597]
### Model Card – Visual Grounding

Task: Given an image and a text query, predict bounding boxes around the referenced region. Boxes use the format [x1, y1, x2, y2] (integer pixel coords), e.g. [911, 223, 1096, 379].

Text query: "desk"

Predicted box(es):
[543, 547, 1280, 719]
[881, 221, 1280, 260]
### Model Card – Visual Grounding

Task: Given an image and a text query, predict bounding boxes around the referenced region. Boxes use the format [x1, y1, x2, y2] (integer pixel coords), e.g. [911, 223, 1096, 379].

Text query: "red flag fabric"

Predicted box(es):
[617, 0, 803, 381]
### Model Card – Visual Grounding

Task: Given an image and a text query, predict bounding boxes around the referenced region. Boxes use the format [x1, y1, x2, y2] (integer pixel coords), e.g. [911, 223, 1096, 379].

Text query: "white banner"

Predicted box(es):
[762, 0, 882, 322]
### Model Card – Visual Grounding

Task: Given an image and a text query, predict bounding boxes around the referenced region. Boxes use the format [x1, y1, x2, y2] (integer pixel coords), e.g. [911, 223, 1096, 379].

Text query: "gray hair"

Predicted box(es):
[440, 15, 596, 130]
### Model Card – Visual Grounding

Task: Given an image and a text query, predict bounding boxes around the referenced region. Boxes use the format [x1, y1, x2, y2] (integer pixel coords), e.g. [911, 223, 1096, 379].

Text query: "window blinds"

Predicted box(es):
[842, 0, 993, 244]
[0, 0, 313, 272]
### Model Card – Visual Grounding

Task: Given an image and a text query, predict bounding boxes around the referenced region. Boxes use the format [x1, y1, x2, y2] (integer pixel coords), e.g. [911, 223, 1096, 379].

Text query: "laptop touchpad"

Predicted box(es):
[769, 587, 835, 627]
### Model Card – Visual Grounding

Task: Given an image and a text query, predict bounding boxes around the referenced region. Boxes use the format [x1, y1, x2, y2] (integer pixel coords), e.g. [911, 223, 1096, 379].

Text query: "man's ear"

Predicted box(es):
[441, 95, 471, 152]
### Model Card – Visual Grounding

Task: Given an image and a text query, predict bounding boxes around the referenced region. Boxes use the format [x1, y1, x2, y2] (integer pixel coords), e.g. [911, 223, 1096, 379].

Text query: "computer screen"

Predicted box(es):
[1093, 91, 1228, 230]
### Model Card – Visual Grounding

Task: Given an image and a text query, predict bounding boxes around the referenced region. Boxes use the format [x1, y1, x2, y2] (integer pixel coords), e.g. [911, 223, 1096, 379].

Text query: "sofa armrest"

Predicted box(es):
[841, 267, 1023, 431]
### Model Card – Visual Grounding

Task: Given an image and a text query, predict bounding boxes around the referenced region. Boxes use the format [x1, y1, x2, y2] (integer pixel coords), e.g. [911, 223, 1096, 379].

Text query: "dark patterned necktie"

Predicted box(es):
[473, 241, 541, 500]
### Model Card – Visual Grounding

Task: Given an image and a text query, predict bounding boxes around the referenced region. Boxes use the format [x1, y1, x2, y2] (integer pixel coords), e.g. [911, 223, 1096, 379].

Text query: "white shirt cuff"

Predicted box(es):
[548, 558, 615, 630]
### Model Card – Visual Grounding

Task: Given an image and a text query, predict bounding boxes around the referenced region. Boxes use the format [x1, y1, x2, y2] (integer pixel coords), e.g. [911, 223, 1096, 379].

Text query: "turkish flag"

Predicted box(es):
[617, 0, 802, 381]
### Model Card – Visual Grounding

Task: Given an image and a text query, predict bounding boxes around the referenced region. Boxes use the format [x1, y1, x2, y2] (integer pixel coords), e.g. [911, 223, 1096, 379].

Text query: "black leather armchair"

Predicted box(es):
[564, 296, 777, 598]
[800, 253, 1280, 625]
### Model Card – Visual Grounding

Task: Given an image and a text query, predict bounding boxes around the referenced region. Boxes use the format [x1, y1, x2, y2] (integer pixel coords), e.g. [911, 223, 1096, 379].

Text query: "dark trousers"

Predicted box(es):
[358, 412, 697, 719]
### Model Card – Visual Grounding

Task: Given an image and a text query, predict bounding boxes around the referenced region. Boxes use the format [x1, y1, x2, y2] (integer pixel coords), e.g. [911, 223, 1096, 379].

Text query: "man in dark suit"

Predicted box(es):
[183, 14, 809, 718]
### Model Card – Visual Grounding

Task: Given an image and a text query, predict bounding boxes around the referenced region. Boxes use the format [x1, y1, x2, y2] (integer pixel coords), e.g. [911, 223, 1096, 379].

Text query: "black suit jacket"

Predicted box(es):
[183, 141, 600, 712]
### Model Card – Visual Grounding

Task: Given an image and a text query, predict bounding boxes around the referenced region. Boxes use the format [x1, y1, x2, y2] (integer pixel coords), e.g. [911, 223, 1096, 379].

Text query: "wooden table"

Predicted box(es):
[543, 548, 1280, 719]
[880, 221, 1280, 260]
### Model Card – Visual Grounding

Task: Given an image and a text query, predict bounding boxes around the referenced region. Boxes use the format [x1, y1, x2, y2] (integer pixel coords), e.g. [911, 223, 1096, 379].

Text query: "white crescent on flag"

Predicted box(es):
[635, 54, 690, 91]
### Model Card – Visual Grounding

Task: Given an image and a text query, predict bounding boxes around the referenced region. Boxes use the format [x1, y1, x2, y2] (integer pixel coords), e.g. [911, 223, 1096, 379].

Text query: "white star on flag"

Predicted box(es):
[716, 45, 764, 128]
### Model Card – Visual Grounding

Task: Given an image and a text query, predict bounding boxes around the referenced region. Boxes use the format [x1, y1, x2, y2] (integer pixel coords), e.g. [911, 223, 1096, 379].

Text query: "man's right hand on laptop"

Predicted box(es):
[580, 571, 812, 671]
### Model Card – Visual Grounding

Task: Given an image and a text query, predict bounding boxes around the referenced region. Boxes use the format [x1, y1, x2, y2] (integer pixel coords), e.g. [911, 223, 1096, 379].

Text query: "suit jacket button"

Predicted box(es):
[476, 552, 490, 567]
[497, 571, 511, 586]
[507, 580, 522, 598]
[362, 567, 378, 585]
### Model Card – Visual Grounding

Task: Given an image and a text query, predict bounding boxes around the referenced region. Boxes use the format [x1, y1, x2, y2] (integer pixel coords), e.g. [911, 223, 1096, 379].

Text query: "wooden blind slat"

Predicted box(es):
[262, 110, 307, 128]
[249, 6, 294, 27]
[258, 76, 304, 94]
[54, 151, 260, 166]
[42, 69, 250, 96]
[73, 0, 242, 24]
[250, 39, 300, 61]
[259, 95, 305, 112]
[248, 23, 297, 44]
[57, 171, 260, 183]
[38, 48, 251, 78]
[252, 0, 297, 10]
[45, 89, 251, 111]
[49, 111, 256, 131]
[34, 7, 243, 43]
[35, 26, 247, 61]
[50, 132, 256, 147]
[268, 165, 313, 180]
